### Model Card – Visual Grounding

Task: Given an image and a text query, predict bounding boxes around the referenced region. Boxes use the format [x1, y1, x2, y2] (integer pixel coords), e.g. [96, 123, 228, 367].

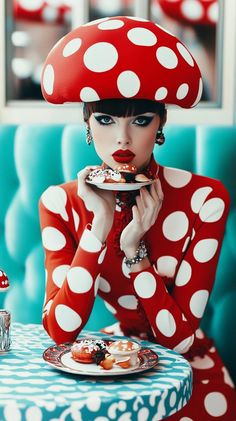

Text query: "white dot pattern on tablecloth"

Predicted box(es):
[43, 64, 54, 95]
[199, 197, 225, 222]
[175, 260, 192, 286]
[67, 266, 93, 293]
[121, 258, 131, 278]
[63, 38, 82, 57]
[163, 211, 189, 241]
[55, 304, 82, 332]
[189, 289, 209, 318]
[169, 391, 177, 407]
[134, 272, 157, 298]
[86, 396, 101, 411]
[204, 392, 227, 416]
[98, 19, 124, 30]
[80, 87, 100, 101]
[157, 256, 178, 277]
[42, 227, 66, 251]
[25, 406, 42, 421]
[41, 186, 68, 221]
[117, 71, 140, 97]
[181, 0, 204, 21]
[127, 28, 157, 46]
[118, 295, 138, 310]
[84, 42, 118, 72]
[190, 186, 213, 213]
[98, 276, 111, 293]
[156, 309, 176, 337]
[52, 264, 70, 288]
[193, 239, 218, 262]
[156, 46, 178, 69]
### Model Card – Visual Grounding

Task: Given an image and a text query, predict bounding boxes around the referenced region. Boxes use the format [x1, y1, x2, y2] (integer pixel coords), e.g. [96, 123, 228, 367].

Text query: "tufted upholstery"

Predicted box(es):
[0, 124, 236, 383]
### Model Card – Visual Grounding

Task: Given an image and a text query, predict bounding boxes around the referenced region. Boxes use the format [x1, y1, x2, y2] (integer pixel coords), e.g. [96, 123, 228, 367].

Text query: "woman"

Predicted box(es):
[40, 16, 236, 419]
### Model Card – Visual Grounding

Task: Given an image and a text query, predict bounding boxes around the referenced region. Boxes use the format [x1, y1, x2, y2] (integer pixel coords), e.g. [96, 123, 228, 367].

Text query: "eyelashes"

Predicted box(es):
[134, 116, 154, 126]
[94, 115, 113, 125]
[94, 115, 154, 127]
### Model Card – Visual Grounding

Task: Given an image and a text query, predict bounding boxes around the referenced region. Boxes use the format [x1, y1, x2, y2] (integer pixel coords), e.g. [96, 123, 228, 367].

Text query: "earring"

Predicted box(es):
[155, 128, 165, 145]
[86, 124, 93, 146]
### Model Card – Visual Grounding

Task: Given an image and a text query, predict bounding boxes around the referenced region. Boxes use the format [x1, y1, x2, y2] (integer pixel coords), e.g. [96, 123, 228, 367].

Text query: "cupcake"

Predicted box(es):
[108, 339, 141, 367]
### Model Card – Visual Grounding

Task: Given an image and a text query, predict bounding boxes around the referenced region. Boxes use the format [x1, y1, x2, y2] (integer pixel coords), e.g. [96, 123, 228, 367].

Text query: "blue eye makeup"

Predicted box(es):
[94, 115, 114, 125]
[133, 116, 154, 126]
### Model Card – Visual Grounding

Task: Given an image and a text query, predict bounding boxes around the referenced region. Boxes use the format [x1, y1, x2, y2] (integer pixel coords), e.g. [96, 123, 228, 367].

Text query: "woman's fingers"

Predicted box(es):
[77, 165, 100, 196]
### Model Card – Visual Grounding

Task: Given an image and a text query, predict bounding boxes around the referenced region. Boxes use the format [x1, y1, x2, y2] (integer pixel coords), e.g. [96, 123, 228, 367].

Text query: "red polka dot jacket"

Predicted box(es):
[39, 157, 230, 355]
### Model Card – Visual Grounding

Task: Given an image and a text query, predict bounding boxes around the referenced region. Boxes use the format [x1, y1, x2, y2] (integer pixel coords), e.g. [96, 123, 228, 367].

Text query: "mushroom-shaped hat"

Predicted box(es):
[13, 0, 71, 25]
[41, 16, 202, 108]
[157, 0, 218, 26]
[0, 270, 10, 292]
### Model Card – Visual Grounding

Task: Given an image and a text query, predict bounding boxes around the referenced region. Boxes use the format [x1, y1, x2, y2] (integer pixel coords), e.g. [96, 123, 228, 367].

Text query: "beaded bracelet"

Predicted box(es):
[124, 241, 148, 268]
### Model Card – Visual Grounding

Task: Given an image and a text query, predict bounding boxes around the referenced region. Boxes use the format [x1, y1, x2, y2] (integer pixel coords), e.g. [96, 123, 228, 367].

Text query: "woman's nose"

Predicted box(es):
[116, 129, 131, 146]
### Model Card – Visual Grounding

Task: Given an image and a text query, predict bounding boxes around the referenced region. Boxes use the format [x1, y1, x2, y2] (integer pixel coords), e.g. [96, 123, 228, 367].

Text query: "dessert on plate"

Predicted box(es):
[86, 163, 151, 185]
[71, 338, 141, 370]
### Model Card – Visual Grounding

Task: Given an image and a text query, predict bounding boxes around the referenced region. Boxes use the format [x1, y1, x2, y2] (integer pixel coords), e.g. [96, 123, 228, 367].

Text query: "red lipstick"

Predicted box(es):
[112, 149, 135, 163]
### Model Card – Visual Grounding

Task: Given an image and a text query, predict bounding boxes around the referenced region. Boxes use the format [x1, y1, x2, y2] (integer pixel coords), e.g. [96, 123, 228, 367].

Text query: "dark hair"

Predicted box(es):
[83, 98, 166, 122]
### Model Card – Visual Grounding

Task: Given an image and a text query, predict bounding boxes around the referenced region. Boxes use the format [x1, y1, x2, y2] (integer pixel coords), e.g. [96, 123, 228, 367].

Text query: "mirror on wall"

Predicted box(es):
[5, 0, 220, 104]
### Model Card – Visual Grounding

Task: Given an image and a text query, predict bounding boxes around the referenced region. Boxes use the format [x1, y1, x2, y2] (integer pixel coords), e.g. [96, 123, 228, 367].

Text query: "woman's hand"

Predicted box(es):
[120, 179, 164, 257]
[77, 166, 116, 243]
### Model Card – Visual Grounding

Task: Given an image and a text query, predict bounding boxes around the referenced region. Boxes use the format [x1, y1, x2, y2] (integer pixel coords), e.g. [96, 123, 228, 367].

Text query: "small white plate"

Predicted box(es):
[43, 337, 159, 377]
[86, 180, 154, 191]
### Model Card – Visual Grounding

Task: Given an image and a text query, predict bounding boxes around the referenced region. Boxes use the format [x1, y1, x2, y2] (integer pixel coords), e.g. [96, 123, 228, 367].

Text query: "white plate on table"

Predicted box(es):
[43, 337, 158, 377]
[86, 180, 154, 191]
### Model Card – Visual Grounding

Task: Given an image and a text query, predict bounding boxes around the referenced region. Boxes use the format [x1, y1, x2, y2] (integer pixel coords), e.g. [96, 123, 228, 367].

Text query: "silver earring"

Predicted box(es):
[155, 128, 165, 145]
[86, 125, 93, 146]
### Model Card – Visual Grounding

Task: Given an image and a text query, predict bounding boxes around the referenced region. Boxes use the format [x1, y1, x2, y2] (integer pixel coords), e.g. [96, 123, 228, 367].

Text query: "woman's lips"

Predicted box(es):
[112, 150, 135, 163]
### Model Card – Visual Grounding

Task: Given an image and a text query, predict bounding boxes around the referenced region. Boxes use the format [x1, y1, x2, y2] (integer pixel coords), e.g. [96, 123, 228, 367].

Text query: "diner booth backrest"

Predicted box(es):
[0, 124, 236, 383]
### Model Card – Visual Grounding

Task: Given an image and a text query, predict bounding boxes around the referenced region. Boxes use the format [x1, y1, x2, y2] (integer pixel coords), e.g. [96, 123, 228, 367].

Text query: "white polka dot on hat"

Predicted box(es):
[41, 15, 202, 108]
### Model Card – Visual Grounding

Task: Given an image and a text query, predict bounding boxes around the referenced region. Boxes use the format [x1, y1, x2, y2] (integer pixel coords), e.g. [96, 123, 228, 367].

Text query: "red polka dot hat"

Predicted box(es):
[41, 16, 203, 108]
[158, 0, 218, 26]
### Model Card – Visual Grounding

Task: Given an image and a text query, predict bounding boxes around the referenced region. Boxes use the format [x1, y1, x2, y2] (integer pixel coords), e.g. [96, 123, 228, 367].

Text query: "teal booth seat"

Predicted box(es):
[0, 124, 236, 383]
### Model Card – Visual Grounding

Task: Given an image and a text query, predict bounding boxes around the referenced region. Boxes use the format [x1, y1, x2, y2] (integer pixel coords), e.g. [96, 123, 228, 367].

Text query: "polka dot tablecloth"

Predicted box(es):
[0, 323, 192, 421]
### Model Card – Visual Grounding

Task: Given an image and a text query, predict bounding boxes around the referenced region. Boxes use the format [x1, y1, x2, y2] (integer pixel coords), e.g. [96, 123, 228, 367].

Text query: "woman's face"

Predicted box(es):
[88, 112, 163, 171]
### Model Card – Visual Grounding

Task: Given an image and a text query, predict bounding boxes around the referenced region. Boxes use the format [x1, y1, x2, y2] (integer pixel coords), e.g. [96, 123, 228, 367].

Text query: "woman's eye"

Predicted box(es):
[134, 116, 153, 126]
[95, 115, 113, 125]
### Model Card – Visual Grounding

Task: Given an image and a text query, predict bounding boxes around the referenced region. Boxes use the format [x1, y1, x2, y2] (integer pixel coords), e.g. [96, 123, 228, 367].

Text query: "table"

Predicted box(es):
[0, 323, 192, 421]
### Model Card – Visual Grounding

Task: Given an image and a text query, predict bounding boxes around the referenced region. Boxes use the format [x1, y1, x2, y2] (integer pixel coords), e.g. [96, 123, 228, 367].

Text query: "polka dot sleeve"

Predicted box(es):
[131, 181, 230, 353]
[39, 186, 106, 344]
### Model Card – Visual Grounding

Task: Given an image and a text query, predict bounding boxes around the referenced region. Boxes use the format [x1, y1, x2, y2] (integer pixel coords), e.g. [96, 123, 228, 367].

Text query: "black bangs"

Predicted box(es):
[83, 99, 166, 121]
